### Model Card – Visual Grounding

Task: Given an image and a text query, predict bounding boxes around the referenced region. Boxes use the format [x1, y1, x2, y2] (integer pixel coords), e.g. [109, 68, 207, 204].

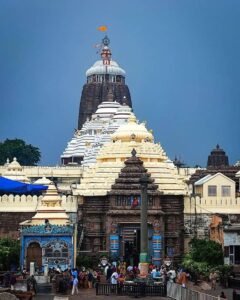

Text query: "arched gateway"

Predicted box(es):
[26, 242, 42, 270]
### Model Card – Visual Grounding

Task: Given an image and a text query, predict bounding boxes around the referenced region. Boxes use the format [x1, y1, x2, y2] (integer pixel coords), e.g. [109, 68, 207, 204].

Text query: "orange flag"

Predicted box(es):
[98, 25, 108, 32]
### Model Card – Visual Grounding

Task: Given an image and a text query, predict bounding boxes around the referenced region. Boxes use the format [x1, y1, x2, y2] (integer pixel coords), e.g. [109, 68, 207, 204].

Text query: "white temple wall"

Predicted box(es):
[0, 165, 83, 179]
[0, 194, 78, 213]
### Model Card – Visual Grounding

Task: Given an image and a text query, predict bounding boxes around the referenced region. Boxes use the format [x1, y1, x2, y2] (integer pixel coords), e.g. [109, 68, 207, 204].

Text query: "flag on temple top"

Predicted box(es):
[98, 25, 108, 32]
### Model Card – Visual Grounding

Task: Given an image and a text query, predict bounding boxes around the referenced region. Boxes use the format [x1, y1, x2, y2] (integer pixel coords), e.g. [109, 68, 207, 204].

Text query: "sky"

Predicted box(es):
[0, 0, 240, 167]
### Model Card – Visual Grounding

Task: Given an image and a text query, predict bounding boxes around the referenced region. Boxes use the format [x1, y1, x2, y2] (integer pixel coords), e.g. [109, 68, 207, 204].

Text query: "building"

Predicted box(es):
[184, 145, 240, 245]
[20, 179, 75, 271]
[78, 36, 132, 129]
[75, 113, 186, 265]
[0, 36, 195, 267]
[61, 101, 132, 165]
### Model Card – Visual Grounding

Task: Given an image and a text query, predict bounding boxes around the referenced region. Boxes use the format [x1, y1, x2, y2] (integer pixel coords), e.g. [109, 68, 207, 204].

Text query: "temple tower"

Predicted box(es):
[78, 36, 132, 129]
[207, 144, 229, 168]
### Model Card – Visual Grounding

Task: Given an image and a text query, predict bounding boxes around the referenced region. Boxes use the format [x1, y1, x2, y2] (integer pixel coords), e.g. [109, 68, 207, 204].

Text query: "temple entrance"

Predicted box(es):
[26, 242, 42, 271]
[120, 226, 140, 266]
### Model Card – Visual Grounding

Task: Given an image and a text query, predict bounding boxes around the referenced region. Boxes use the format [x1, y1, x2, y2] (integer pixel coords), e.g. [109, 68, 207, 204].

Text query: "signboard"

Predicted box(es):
[152, 235, 162, 250]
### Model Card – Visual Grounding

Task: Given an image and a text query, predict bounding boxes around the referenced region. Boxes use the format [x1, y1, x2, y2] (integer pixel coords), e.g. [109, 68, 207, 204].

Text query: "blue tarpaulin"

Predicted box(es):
[0, 176, 48, 194]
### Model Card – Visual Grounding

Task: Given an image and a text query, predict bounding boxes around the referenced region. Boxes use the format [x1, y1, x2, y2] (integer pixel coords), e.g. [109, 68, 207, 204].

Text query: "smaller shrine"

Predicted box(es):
[20, 179, 75, 272]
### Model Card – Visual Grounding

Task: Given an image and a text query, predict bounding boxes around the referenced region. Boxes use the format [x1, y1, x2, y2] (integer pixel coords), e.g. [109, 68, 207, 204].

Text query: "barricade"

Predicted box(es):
[96, 282, 166, 297]
[167, 282, 225, 300]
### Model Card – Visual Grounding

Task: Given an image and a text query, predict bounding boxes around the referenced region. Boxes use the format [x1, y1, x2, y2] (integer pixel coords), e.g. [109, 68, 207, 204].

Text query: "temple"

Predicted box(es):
[61, 101, 132, 165]
[0, 35, 212, 269]
[77, 36, 132, 130]
[20, 179, 75, 271]
[75, 113, 186, 265]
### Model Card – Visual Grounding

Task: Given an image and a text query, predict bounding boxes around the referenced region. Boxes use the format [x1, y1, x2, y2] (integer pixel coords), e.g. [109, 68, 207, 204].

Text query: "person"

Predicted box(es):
[71, 276, 79, 295]
[27, 275, 37, 295]
[87, 270, 94, 288]
[127, 265, 133, 273]
[209, 270, 218, 290]
[178, 269, 188, 288]
[151, 266, 157, 279]
[92, 270, 98, 288]
[10, 274, 17, 290]
[106, 265, 113, 283]
[220, 291, 227, 299]
[71, 268, 78, 279]
[161, 267, 168, 284]
[168, 269, 176, 283]
[22, 268, 27, 279]
[111, 269, 119, 285]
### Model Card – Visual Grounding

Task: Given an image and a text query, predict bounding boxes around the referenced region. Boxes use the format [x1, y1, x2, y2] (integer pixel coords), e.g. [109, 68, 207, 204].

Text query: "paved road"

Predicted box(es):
[35, 282, 237, 300]
[35, 288, 169, 300]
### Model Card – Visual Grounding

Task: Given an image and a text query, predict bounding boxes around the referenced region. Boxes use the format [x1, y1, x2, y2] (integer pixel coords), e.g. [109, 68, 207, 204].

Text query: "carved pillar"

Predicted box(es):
[109, 222, 119, 261]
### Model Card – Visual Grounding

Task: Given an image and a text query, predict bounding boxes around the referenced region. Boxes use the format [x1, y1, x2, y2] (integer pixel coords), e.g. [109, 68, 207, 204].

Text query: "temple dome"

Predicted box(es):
[112, 113, 153, 143]
[86, 60, 126, 77]
[75, 112, 186, 196]
[34, 176, 52, 185]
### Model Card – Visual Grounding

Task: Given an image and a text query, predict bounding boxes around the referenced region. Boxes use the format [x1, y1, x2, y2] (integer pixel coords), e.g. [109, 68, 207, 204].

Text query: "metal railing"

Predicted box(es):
[167, 282, 226, 300]
[96, 282, 166, 297]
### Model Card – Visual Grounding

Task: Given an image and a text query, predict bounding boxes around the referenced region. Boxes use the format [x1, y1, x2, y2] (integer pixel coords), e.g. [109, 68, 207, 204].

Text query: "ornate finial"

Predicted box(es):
[102, 35, 110, 46]
[101, 36, 111, 65]
[6, 158, 9, 164]
[13, 157, 17, 162]
[131, 148, 137, 157]
[216, 144, 220, 149]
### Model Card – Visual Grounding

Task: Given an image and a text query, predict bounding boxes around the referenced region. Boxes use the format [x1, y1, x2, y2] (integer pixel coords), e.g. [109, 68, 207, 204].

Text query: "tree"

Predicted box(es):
[189, 238, 223, 266]
[0, 139, 41, 166]
[182, 238, 224, 276]
[0, 238, 20, 271]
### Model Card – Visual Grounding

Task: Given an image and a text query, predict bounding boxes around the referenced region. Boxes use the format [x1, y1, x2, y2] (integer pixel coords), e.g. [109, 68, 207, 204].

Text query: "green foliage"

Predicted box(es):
[0, 238, 20, 271]
[76, 254, 93, 269]
[0, 139, 41, 166]
[182, 238, 224, 276]
[216, 264, 233, 284]
[189, 238, 223, 266]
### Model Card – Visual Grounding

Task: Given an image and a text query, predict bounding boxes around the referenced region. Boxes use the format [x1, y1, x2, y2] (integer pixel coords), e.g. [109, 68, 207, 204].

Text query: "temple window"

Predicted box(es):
[114, 195, 155, 207]
[221, 185, 231, 197]
[54, 250, 61, 257]
[44, 242, 69, 258]
[208, 185, 217, 196]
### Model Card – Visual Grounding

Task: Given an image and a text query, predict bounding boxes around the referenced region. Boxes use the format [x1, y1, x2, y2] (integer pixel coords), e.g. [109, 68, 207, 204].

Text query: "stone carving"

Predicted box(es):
[110, 221, 118, 234]
[22, 224, 74, 234]
[153, 219, 161, 234]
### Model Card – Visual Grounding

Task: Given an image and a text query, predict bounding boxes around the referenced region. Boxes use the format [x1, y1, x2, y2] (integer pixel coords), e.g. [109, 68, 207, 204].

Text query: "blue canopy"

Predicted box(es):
[0, 176, 48, 194]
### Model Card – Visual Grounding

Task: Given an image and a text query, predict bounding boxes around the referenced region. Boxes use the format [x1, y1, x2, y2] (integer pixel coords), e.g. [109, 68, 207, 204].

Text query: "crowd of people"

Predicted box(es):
[49, 267, 101, 295]
[0, 263, 231, 298]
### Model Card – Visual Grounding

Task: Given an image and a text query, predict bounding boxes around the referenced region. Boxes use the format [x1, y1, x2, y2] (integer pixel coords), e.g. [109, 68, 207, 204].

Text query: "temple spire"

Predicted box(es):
[101, 36, 111, 65]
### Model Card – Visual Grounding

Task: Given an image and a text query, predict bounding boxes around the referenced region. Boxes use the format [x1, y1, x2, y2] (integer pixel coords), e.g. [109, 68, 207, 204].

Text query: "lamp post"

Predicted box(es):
[139, 172, 149, 276]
